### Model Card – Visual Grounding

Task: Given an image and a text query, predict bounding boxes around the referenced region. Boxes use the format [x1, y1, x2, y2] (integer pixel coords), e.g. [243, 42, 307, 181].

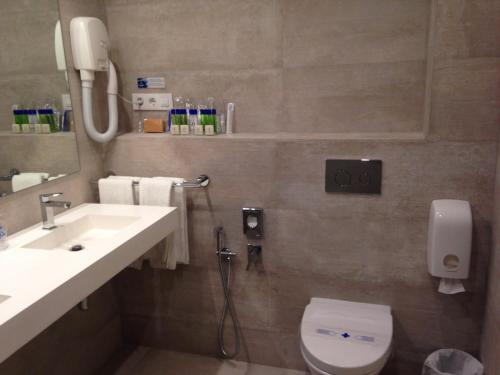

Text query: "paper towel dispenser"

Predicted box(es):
[427, 199, 472, 280]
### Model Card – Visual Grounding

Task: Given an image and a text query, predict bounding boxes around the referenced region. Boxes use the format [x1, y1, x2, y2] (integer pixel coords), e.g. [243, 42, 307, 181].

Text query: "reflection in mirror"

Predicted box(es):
[0, 0, 80, 197]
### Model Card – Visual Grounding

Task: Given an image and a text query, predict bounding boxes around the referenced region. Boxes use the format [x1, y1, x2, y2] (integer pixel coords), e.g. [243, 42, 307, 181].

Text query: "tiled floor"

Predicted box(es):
[109, 347, 306, 375]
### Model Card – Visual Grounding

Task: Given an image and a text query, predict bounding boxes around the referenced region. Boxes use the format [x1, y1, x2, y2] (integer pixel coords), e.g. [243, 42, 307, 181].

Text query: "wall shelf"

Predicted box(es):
[116, 131, 426, 143]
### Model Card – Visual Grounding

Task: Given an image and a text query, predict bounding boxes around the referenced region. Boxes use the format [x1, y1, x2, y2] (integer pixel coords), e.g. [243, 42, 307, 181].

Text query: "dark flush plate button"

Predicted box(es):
[358, 172, 371, 185]
[325, 159, 382, 194]
[334, 169, 351, 187]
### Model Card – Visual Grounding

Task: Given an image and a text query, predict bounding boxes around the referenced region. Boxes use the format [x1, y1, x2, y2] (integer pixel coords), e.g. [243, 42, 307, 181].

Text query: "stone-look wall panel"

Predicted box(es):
[106, 136, 496, 374]
[100, 0, 500, 373]
[104, 0, 432, 135]
[481, 129, 500, 373]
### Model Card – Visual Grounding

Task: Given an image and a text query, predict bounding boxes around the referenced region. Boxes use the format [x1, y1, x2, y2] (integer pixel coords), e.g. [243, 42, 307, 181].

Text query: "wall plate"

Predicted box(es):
[325, 159, 382, 194]
[132, 93, 173, 111]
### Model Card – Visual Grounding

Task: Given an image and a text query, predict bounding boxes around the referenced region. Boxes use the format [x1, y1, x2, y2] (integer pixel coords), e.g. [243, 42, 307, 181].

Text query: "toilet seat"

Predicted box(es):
[300, 298, 393, 375]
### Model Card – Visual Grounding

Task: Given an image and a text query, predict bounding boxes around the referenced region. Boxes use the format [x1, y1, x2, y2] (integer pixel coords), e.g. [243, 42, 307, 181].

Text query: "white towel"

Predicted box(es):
[12, 172, 49, 192]
[138, 177, 189, 270]
[98, 178, 134, 204]
[108, 175, 142, 204]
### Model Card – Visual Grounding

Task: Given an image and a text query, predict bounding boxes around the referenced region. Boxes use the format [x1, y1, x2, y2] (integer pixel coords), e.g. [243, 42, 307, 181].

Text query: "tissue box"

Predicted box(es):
[144, 118, 165, 133]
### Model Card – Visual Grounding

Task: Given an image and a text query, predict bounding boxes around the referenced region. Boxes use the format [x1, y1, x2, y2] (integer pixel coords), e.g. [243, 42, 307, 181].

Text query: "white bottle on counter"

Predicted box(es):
[0, 216, 8, 250]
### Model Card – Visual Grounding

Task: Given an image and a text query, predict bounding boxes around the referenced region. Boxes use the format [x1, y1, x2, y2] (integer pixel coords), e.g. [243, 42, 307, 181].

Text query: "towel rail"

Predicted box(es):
[0, 168, 20, 181]
[91, 173, 210, 189]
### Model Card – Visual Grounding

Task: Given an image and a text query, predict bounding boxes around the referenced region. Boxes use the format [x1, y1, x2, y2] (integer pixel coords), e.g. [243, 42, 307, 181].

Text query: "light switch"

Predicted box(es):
[132, 93, 173, 111]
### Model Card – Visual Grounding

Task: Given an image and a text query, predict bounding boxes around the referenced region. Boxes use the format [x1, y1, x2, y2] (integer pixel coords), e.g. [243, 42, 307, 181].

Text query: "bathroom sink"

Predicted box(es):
[22, 214, 140, 251]
[0, 203, 178, 364]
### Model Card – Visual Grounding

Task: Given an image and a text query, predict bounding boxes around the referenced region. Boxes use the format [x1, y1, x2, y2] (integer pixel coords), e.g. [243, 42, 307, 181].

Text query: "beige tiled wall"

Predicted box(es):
[101, 2, 500, 374]
[107, 135, 496, 373]
[104, 0, 431, 134]
[0, 1, 117, 374]
[482, 157, 500, 374]
[2, 0, 497, 374]
[482, 136, 500, 372]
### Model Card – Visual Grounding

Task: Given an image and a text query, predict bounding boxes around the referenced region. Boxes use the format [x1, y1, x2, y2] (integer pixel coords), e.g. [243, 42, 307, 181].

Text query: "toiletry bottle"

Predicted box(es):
[38, 108, 57, 133]
[62, 109, 73, 131]
[170, 97, 182, 135]
[12, 105, 23, 133]
[194, 103, 205, 135]
[27, 108, 38, 133]
[185, 97, 197, 135]
[46, 103, 61, 132]
[217, 113, 225, 134]
[203, 97, 216, 135]
[0, 215, 8, 251]
[226, 103, 235, 134]
[15, 106, 30, 133]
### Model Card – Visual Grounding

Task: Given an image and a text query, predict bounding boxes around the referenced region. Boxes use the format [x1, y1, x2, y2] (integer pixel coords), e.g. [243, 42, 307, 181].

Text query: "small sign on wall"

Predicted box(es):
[137, 77, 165, 89]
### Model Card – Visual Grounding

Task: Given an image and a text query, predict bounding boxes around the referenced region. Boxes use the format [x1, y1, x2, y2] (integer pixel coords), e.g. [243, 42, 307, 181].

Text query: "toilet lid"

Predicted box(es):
[300, 298, 392, 375]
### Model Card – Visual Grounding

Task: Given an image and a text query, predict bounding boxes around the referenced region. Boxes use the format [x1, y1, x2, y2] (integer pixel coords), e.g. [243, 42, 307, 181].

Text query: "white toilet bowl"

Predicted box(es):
[300, 298, 393, 375]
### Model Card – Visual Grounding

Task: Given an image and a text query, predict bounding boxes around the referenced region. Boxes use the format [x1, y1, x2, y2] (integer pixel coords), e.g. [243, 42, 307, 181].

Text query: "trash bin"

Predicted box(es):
[422, 349, 484, 375]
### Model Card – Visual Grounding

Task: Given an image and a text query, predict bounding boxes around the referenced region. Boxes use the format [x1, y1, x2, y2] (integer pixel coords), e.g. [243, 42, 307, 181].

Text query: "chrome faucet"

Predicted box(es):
[39, 193, 71, 230]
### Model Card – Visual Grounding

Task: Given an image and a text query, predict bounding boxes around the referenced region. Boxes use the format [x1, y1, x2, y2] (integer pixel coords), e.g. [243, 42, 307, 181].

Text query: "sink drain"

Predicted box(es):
[70, 244, 84, 252]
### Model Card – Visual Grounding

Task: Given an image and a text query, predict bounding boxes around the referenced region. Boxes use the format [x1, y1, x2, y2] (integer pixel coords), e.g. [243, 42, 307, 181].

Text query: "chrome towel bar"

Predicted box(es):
[91, 173, 210, 189]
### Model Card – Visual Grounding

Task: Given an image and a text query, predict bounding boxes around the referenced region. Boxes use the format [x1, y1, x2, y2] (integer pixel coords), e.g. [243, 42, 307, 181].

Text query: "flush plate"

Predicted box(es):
[325, 159, 382, 194]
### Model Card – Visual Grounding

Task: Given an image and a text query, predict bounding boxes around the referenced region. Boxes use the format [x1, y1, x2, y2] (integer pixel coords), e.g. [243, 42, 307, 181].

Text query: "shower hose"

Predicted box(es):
[216, 227, 240, 359]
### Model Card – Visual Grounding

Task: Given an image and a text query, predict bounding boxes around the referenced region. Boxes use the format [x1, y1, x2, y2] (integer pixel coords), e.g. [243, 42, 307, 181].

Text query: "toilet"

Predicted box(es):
[300, 298, 393, 375]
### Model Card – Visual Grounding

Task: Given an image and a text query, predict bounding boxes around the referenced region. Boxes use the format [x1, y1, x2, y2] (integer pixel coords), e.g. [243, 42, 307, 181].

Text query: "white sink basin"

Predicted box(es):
[22, 214, 140, 251]
[0, 203, 177, 364]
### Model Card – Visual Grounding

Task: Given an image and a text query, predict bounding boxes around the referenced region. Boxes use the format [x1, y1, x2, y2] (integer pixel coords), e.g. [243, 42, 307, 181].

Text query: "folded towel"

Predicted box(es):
[98, 178, 134, 204]
[12, 172, 49, 192]
[138, 177, 189, 270]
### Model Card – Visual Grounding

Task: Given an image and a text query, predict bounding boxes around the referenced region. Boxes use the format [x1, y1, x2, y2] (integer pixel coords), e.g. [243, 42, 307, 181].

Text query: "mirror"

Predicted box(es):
[0, 0, 80, 197]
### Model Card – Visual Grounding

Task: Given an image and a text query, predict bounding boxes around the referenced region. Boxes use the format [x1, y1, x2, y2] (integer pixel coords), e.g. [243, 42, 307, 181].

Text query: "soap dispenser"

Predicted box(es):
[427, 199, 472, 294]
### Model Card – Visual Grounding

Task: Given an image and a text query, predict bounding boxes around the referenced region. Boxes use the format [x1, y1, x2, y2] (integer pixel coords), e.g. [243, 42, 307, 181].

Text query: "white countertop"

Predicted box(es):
[0, 203, 177, 363]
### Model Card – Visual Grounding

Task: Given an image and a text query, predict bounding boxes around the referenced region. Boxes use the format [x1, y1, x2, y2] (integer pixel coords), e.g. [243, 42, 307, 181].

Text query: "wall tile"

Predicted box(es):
[481, 134, 500, 370]
[282, 62, 426, 133]
[433, 0, 500, 60]
[108, 136, 496, 373]
[282, 0, 430, 68]
[104, 0, 435, 135]
[115, 69, 284, 133]
[106, 0, 282, 72]
[100, 0, 500, 373]
[429, 58, 500, 141]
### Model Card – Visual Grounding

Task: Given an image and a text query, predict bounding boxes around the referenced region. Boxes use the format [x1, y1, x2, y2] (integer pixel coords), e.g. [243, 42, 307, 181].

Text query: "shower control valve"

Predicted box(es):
[246, 244, 262, 271]
[217, 247, 237, 260]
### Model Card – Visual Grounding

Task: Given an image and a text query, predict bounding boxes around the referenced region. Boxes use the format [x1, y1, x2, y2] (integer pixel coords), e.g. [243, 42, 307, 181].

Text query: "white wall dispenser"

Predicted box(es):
[427, 199, 472, 294]
[70, 17, 118, 143]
